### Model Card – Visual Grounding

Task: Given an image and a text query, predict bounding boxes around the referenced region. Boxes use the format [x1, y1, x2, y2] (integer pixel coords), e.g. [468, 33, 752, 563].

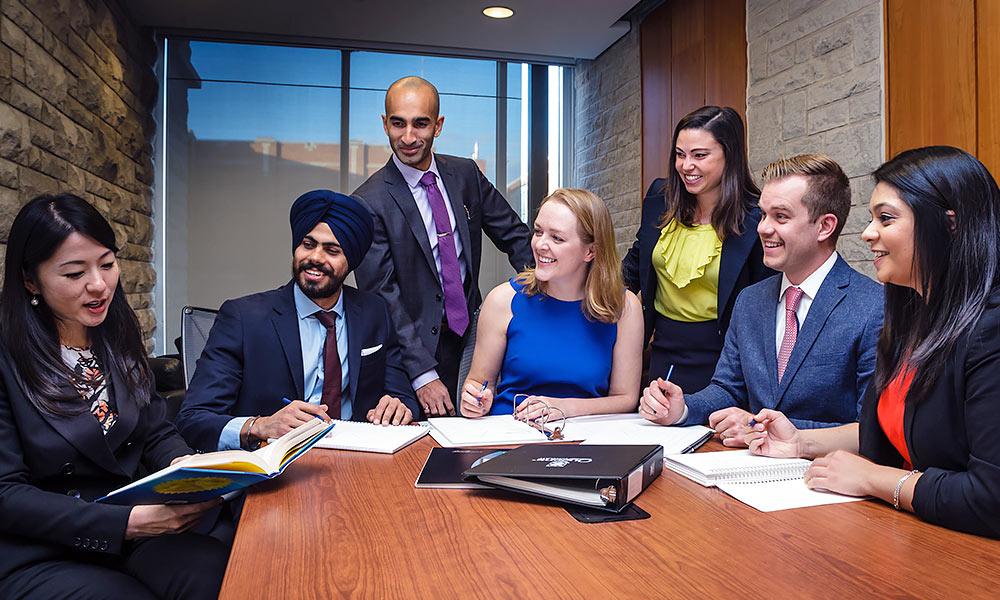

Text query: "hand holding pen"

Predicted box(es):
[460, 379, 493, 418]
[638, 365, 686, 426]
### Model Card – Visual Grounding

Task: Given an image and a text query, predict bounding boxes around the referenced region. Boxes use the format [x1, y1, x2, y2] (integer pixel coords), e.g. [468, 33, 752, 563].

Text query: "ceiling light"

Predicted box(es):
[483, 6, 514, 19]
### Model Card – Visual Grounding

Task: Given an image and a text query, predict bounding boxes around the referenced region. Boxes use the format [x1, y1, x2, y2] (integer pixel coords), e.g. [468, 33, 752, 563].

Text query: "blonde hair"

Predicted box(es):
[514, 189, 625, 323]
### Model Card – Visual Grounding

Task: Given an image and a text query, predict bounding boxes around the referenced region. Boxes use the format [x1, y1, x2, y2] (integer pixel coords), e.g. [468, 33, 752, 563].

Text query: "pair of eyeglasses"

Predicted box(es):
[512, 395, 567, 440]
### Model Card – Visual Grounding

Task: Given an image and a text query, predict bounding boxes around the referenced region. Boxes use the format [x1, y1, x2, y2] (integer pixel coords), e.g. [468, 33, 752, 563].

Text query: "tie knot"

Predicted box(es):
[419, 171, 437, 187]
[315, 310, 337, 329]
[785, 286, 804, 312]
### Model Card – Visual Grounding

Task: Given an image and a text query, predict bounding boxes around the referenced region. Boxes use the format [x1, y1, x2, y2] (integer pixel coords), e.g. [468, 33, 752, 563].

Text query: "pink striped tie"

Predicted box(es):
[777, 286, 804, 382]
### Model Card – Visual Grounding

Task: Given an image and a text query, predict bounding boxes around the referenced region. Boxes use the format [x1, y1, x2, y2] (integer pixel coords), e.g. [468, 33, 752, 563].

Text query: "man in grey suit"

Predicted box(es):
[639, 154, 883, 445]
[353, 76, 533, 417]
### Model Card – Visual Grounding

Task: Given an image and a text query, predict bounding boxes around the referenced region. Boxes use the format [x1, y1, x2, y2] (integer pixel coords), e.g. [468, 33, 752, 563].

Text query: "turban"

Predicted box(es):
[289, 189, 374, 271]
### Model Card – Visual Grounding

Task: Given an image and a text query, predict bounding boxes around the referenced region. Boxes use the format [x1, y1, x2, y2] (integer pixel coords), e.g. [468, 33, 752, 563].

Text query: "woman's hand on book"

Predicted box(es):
[804, 450, 879, 497]
[366, 395, 413, 426]
[460, 380, 494, 418]
[638, 378, 685, 425]
[255, 400, 331, 441]
[124, 499, 221, 539]
[745, 409, 801, 458]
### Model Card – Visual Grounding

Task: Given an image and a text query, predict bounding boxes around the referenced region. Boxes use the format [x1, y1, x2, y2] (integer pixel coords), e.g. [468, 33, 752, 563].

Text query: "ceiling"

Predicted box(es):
[126, 0, 641, 63]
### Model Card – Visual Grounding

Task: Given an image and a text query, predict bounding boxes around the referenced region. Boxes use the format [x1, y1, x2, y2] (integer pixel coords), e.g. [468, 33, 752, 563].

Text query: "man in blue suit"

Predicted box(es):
[176, 190, 418, 453]
[639, 155, 883, 445]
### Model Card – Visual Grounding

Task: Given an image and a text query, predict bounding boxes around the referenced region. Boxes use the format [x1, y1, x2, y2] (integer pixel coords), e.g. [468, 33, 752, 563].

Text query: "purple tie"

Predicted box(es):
[314, 311, 342, 419]
[419, 171, 469, 336]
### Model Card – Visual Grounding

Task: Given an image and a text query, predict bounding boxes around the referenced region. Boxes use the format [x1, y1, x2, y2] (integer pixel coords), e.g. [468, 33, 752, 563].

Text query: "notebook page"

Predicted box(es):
[572, 414, 713, 454]
[717, 478, 867, 512]
[664, 450, 811, 487]
[313, 420, 429, 454]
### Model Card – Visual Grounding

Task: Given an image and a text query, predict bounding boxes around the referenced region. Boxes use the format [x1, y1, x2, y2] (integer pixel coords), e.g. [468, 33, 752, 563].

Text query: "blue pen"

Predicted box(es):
[652, 365, 675, 416]
[282, 397, 327, 421]
[477, 380, 488, 406]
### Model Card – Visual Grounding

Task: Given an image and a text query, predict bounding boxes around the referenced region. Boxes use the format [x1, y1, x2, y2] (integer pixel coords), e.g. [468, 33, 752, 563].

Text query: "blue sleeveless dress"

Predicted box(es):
[492, 279, 617, 415]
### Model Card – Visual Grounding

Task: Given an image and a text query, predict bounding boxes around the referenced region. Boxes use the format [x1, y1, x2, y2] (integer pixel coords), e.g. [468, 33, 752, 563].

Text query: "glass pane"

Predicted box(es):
[351, 52, 496, 96]
[162, 39, 342, 349]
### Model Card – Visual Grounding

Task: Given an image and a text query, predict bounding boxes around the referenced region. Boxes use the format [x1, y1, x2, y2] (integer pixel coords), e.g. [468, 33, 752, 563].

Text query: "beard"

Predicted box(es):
[293, 260, 346, 300]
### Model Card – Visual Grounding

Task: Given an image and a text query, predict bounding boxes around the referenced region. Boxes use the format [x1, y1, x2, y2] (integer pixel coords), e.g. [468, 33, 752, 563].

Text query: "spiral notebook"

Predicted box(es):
[664, 450, 867, 512]
[313, 420, 429, 454]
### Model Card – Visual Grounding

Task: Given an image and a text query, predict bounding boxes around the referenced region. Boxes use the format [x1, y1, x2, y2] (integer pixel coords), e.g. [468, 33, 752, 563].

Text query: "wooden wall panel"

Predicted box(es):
[977, 0, 1000, 179]
[886, 0, 977, 158]
[703, 0, 747, 118]
[640, 7, 673, 194]
[640, 0, 747, 193]
[669, 1, 707, 128]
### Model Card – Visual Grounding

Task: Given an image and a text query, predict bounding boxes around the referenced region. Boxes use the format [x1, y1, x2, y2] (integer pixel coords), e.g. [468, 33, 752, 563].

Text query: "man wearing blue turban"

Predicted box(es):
[176, 190, 418, 453]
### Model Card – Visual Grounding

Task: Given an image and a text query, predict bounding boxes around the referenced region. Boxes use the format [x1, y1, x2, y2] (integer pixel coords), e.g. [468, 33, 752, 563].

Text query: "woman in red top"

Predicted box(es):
[745, 146, 1000, 538]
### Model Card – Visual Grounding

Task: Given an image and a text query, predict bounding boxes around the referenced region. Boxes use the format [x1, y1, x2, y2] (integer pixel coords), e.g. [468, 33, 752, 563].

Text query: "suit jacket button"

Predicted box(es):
[67, 489, 81, 498]
[126, 441, 133, 447]
[61, 462, 74, 475]
[435, 293, 443, 301]
[73, 537, 81, 547]
[431, 326, 439, 335]
[100, 541, 109, 551]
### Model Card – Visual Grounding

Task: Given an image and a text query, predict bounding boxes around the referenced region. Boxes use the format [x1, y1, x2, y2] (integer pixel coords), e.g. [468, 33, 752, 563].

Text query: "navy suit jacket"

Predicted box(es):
[352, 154, 533, 380]
[681, 256, 884, 428]
[860, 288, 1000, 538]
[0, 342, 190, 579]
[176, 283, 417, 452]
[622, 178, 776, 343]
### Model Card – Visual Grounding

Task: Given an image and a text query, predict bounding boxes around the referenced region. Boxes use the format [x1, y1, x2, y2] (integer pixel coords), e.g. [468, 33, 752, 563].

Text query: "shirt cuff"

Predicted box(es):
[219, 416, 251, 451]
[411, 369, 439, 391]
[676, 404, 690, 425]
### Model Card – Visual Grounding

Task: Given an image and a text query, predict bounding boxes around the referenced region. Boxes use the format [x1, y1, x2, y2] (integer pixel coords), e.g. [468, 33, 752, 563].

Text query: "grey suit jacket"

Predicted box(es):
[352, 154, 533, 380]
[680, 255, 884, 428]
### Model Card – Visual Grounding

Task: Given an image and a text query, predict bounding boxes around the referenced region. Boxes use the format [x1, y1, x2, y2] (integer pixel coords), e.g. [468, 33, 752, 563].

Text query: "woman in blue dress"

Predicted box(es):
[460, 188, 643, 419]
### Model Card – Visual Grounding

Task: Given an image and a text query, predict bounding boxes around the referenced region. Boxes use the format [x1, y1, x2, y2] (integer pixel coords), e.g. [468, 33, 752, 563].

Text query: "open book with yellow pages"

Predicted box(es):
[98, 418, 335, 505]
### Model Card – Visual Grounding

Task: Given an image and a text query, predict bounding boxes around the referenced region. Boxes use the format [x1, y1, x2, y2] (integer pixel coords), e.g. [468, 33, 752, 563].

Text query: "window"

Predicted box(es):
[155, 39, 569, 354]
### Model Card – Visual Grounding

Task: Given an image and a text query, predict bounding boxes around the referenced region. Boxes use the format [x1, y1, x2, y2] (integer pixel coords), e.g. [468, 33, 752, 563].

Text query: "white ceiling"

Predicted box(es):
[126, 0, 641, 63]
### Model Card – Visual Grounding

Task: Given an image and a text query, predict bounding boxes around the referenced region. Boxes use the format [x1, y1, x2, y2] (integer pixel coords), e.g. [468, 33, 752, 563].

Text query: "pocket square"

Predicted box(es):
[361, 344, 383, 356]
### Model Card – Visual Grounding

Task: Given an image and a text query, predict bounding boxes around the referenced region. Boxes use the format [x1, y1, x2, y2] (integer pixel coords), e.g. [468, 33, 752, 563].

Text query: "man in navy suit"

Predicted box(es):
[639, 155, 883, 445]
[353, 76, 532, 418]
[176, 190, 418, 453]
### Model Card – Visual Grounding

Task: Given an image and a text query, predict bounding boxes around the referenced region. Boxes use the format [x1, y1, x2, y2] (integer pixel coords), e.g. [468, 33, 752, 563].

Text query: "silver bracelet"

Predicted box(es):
[893, 469, 919, 510]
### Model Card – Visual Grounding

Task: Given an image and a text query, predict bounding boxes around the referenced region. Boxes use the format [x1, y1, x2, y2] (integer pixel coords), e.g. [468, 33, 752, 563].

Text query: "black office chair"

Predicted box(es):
[181, 306, 219, 388]
[455, 308, 483, 417]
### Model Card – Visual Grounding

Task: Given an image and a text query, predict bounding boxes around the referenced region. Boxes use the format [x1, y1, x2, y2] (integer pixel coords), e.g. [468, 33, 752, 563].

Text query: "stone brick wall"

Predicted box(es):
[574, 25, 643, 259]
[0, 0, 158, 345]
[746, 0, 883, 276]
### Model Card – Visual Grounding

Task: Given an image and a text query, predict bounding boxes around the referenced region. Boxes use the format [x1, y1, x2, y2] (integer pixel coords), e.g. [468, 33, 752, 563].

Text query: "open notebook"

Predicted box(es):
[665, 450, 867, 512]
[313, 420, 429, 454]
[569, 414, 713, 454]
[428, 415, 584, 447]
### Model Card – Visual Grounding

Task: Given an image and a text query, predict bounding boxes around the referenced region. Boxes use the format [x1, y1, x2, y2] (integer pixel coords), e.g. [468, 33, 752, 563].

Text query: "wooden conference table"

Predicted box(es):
[219, 436, 1000, 599]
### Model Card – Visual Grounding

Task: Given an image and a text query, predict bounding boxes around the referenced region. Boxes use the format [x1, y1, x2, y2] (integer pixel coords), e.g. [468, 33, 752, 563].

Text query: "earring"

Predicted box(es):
[30, 295, 39, 306]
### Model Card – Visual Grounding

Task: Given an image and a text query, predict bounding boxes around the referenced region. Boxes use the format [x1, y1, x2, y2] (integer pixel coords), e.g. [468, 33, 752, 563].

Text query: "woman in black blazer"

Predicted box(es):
[746, 146, 1000, 538]
[0, 194, 228, 598]
[623, 106, 773, 393]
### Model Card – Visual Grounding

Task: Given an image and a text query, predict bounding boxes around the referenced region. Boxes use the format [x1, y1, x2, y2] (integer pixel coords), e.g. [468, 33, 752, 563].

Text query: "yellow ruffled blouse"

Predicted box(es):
[651, 220, 722, 322]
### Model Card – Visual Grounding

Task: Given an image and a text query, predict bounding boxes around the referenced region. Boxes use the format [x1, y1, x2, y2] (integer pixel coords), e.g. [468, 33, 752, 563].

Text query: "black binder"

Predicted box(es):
[463, 444, 663, 512]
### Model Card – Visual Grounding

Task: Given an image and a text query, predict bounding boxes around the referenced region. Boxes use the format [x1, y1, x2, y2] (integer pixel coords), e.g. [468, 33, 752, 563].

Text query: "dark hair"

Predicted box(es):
[871, 146, 1000, 403]
[0, 193, 151, 415]
[761, 153, 851, 243]
[660, 106, 760, 239]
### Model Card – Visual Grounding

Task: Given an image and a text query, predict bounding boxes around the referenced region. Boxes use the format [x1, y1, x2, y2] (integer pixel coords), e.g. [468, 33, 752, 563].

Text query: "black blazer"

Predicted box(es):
[352, 154, 533, 380]
[176, 283, 417, 452]
[0, 343, 190, 580]
[859, 289, 1000, 538]
[622, 178, 775, 342]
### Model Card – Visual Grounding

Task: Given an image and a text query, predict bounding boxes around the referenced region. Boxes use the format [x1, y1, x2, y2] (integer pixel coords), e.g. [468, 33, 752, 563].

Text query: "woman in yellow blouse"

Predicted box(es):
[623, 106, 774, 392]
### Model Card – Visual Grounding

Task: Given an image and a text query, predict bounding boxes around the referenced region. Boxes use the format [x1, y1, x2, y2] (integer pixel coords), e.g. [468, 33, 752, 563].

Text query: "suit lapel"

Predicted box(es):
[717, 210, 760, 318]
[38, 382, 126, 477]
[775, 258, 849, 405]
[757, 277, 781, 405]
[272, 283, 305, 399]
[436, 155, 474, 276]
[384, 160, 438, 275]
[343, 287, 361, 406]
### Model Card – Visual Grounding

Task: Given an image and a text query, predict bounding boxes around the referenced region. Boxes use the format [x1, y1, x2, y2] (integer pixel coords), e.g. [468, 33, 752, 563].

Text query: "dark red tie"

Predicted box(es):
[314, 311, 342, 419]
[419, 171, 469, 336]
